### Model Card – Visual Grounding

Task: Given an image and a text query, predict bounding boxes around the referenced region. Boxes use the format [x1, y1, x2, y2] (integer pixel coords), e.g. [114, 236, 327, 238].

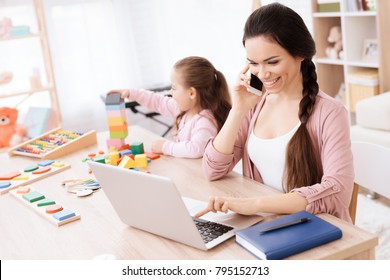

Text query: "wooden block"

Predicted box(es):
[53, 209, 76, 221]
[107, 116, 126, 126]
[118, 156, 136, 169]
[52, 162, 65, 167]
[32, 166, 51, 174]
[24, 165, 39, 172]
[22, 190, 45, 203]
[10, 187, 80, 226]
[0, 161, 71, 195]
[135, 154, 148, 168]
[130, 142, 144, 155]
[118, 144, 131, 151]
[105, 103, 125, 111]
[106, 138, 125, 150]
[38, 159, 54, 166]
[37, 198, 56, 207]
[12, 174, 29, 180]
[0, 171, 21, 180]
[105, 92, 123, 105]
[108, 152, 119, 166]
[93, 155, 106, 164]
[144, 152, 160, 160]
[8, 127, 97, 159]
[45, 204, 63, 214]
[108, 124, 128, 132]
[109, 131, 128, 139]
[0, 182, 11, 189]
[119, 149, 132, 157]
[16, 186, 30, 194]
[106, 109, 126, 118]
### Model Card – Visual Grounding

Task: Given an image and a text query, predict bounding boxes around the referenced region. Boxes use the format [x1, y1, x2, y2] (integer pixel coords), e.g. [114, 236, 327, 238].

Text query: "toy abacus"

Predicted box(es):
[8, 127, 97, 159]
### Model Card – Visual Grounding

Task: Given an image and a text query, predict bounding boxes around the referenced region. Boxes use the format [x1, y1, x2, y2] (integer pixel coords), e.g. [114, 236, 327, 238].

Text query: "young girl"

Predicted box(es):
[196, 3, 354, 223]
[110, 56, 231, 158]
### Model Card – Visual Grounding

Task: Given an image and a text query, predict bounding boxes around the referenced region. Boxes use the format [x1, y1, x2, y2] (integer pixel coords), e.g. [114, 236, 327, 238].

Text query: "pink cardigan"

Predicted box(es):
[203, 91, 354, 223]
[130, 89, 218, 158]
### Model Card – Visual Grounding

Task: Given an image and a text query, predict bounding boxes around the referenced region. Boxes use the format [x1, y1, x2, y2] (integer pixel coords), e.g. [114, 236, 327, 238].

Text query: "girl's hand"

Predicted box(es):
[151, 139, 166, 154]
[194, 196, 262, 217]
[107, 89, 130, 99]
[232, 64, 262, 113]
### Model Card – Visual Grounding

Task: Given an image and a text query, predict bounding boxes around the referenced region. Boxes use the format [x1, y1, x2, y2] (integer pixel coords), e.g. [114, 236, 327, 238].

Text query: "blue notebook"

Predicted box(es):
[235, 210, 342, 260]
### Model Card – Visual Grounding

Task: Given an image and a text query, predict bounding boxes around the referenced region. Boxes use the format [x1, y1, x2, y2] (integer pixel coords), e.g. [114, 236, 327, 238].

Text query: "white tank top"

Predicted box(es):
[247, 123, 300, 191]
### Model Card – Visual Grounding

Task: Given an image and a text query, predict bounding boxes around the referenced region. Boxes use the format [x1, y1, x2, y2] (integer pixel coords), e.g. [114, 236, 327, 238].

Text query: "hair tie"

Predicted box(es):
[214, 72, 218, 81]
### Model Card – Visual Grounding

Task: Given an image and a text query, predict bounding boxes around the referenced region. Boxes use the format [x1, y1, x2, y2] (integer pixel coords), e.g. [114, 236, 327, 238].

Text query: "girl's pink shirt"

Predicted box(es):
[202, 91, 354, 223]
[130, 89, 218, 158]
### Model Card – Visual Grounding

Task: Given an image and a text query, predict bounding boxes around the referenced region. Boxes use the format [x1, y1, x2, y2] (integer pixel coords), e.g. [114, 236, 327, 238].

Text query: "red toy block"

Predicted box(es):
[144, 152, 160, 160]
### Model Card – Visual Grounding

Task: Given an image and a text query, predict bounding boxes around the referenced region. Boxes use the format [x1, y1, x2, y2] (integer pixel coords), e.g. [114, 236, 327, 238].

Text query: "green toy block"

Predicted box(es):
[130, 142, 144, 155]
[93, 155, 106, 163]
[22, 191, 45, 203]
[109, 131, 128, 139]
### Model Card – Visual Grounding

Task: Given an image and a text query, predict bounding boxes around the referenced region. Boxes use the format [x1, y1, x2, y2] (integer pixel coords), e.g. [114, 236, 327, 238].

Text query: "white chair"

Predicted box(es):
[350, 92, 390, 148]
[350, 92, 390, 200]
[352, 141, 390, 204]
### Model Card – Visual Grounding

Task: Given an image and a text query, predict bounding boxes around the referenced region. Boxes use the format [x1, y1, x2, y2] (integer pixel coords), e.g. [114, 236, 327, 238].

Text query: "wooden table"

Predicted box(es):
[0, 126, 378, 259]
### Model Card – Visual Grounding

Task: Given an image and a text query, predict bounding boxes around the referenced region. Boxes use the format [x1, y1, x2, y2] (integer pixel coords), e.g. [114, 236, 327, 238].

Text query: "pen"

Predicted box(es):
[259, 217, 311, 233]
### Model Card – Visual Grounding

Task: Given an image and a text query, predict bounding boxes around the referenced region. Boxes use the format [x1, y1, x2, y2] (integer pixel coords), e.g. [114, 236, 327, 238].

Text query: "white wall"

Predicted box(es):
[43, 0, 253, 132]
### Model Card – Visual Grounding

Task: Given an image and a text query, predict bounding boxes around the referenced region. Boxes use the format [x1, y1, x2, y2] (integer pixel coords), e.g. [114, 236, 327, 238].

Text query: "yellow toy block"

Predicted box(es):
[135, 154, 148, 168]
[118, 155, 136, 169]
[107, 116, 126, 126]
[108, 152, 120, 166]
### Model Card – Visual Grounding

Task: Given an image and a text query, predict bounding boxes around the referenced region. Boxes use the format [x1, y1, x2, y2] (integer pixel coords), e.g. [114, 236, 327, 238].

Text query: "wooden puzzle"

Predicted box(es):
[0, 159, 70, 195]
[8, 127, 97, 159]
[10, 186, 80, 226]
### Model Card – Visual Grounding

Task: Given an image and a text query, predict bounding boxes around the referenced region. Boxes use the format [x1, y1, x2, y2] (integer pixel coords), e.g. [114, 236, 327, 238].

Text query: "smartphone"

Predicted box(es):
[247, 73, 263, 96]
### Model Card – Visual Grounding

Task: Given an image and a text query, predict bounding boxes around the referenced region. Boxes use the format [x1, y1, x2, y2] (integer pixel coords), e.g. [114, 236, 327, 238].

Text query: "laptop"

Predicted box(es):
[88, 161, 264, 250]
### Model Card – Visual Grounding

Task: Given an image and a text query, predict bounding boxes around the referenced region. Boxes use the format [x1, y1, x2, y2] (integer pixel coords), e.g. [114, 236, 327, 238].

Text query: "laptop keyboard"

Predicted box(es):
[192, 218, 234, 244]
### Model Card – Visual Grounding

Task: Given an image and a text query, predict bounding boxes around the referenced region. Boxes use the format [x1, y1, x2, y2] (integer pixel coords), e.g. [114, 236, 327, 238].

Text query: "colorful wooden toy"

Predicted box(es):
[0, 160, 70, 195]
[130, 142, 144, 155]
[118, 155, 136, 169]
[108, 151, 120, 166]
[10, 186, 80, 226]
[105, 92, 128, 149]
[134, 154, 148, 168]
[8, 127, 97, 159]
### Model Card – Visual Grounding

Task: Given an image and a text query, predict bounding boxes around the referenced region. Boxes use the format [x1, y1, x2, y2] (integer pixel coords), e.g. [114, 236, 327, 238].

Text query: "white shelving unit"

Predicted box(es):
[311, 0, 390, 121]
[0, 0, 61, 125]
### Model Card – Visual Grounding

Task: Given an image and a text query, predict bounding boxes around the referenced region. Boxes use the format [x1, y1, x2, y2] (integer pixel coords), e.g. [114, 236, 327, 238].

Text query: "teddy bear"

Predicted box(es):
[325, 26, 343, 60]
[0, 107, 26, 148]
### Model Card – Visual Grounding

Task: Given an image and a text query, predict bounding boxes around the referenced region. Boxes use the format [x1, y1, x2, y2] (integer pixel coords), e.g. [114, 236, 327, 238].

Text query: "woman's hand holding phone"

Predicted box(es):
[232, 65, 263, 114]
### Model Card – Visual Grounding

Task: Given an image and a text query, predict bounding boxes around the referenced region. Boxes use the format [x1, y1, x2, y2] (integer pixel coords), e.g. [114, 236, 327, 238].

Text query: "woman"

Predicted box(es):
[196, 3, 354, 223]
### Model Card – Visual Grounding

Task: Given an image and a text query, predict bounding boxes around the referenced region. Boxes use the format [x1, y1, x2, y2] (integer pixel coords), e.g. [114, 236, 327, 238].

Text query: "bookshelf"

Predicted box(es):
[311, 0, 390, 121]
[0, 0, 61, 125]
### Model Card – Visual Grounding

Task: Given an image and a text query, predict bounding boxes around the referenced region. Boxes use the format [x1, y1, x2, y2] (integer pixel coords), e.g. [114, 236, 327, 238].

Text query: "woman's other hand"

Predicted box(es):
[194, 196, 262, 217]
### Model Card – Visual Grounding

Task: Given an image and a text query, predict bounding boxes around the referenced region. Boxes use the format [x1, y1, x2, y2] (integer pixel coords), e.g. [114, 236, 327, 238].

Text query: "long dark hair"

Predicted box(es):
[243, 3, 323, 192]
[173, 56, 231, 131]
